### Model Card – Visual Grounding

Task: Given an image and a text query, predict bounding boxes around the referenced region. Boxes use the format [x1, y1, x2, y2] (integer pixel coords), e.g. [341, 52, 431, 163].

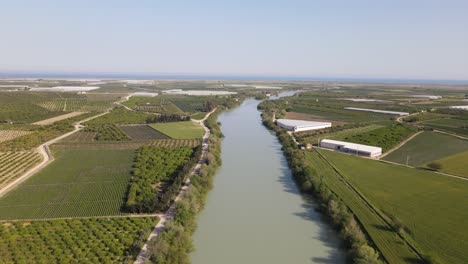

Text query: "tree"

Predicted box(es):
[427, 162, 442, 171]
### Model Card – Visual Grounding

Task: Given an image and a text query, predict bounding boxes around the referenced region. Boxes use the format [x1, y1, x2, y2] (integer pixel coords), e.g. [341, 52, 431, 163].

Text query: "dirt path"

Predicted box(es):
[0, 111, 110, 197]
[134, 108, 216, 264]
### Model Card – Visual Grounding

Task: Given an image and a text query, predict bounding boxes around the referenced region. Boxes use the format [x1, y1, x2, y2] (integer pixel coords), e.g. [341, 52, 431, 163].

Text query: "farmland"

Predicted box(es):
[342, 124, 416, 152]
[0, 130, 33, 143]
[320, 149, 468, 264]
[0, 217, 157, 263]
[84, 124, 130, 141]
[434, 151, 468, 178]
[0, 148, 135, 220]
[296, 124, 384, 145]
[150, 121, 204, 139]
[85, 107, 154, 125]
[120, 125, 170, 140]
[421, 118, 468, 136]
[0, 151, 42, 190]
[383, 132, 468, 166]
[32, 111, 85, 125]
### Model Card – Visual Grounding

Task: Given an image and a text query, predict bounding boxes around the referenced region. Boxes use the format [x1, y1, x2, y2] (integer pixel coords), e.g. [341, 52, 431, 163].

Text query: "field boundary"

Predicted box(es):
[379, 131, 423, 159]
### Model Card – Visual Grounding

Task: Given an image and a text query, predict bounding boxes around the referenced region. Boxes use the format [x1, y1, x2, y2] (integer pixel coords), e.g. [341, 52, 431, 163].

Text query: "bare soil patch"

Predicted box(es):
[32, 112, 85, 125]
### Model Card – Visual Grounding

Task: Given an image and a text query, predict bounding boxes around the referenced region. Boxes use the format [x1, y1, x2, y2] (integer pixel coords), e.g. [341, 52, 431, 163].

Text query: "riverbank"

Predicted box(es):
[258, 101, 382, 263]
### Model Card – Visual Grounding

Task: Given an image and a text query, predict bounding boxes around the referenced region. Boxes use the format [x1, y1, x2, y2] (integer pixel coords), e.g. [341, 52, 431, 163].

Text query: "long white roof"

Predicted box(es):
[344, 107, 409, 116]
[277, 119, 331, 128]
[321, 139, 382, 154]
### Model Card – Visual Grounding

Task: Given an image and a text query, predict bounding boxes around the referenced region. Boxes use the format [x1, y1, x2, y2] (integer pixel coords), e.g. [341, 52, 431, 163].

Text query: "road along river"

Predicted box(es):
[191, 96, 346, 263]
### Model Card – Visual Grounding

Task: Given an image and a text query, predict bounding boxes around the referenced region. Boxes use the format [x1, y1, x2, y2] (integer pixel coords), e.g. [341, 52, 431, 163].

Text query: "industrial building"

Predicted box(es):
[319, 139, 382, 157]
[276, 119, 332, 132]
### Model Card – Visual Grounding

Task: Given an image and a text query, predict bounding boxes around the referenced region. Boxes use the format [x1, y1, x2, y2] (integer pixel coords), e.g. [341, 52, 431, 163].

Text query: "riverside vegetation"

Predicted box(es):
[145, 109, 224, 264]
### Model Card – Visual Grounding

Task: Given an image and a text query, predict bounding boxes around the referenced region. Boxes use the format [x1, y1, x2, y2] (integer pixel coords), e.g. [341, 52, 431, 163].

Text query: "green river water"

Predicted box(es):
[191, 95, 346, 263]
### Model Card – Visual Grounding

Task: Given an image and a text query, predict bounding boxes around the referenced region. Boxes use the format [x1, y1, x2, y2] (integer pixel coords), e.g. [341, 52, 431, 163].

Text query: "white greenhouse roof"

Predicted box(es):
[344, 107, 409, 116]
[450, 105, 468, 110]
[277, 119, 331, 128]
[321, 139, 382, 154]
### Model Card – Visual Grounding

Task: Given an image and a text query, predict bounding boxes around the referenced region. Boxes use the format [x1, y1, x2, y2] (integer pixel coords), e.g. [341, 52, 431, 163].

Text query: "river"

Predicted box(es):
[191, 94, 346, 263]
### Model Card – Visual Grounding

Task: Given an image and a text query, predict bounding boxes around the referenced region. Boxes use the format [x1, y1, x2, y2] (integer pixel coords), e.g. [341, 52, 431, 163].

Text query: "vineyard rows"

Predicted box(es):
[0, 151, 42, 190]
[0, 217, 157, 263]
[0, 130, 33, 143]
[146, 139, 201, 148]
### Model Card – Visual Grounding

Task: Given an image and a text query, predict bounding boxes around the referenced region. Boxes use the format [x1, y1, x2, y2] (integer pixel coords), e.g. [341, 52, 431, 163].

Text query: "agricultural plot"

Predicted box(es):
[296, 124, 384, 144]
[320, 149, 468, 264]
[31, 111, 85, 125]
[0, 151, 42, 190]
[86, 107, 153, 125]
[150, 121, 204, 139]
[0, 148, 135, 220]
[342, 124, 416, 152]
[84, 124, 129, 141]
[433, 151, 468, 178]
[120, 125, 170, 140]
[60, 132, 97, 142]
[191, 112, 208, 120]
[383, 132, 468, 166]
[0, 217, 157, 263]
[421, 118, 468, 136]
[0, 130, 33, 143]
[147, 139, 201, 148]
[164, 95, 209, 113]
[126, 146, 194, 213]
[305, 150, 417, 263]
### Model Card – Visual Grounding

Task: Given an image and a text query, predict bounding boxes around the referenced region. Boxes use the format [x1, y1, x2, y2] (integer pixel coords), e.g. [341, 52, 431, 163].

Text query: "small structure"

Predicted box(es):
[276, 119, 331, 132]
[319, 139, 382, 157]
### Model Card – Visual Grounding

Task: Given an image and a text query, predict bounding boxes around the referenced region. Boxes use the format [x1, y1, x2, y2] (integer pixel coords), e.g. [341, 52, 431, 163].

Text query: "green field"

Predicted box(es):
[86, 107, 154, 125]
[296, 124, 384, 144]
[306, 151, 417, 263]
[434, 151, 468, 178]
[0, 148, 135, 220]
[320, 149, 468, 264]
[343, 124, 416, 152]
[191, 112, 208, 120]
[422, 118, 468, 136]
[150, 121, 204, 139]
[383, 132, 468, 166]
[0, 217, 157, 263]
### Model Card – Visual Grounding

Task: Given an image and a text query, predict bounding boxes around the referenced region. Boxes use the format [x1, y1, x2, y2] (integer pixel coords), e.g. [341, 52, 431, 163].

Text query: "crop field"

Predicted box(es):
[305, 150, 417, 263]
[421, 118, 468, 136]
[120, 125, 170, 140]
[52, 139, 201, 151]
[0, 148, 135, 220]
[60, 131, 97, 142]
[0, 130, 33, 143]
[84, 124, 130, 141]
[433, 151, 468, 178]
[320, 149, 468, 264]
[383, 132, 468, 166]
[31, 111, 85, 125]
[150, 121, 204, 139]
[0, 217, 157, 263]
[0, 151, 42, 190]
[86, 107, 154, 125]
[164, 95, 209, 113]
[191, 112, 208, 120]
[296, 124, 384, 144]
[343, 124, 416, 152]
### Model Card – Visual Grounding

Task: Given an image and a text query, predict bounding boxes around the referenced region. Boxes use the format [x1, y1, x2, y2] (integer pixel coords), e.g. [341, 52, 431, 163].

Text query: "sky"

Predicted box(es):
[1, 0, 467, 80]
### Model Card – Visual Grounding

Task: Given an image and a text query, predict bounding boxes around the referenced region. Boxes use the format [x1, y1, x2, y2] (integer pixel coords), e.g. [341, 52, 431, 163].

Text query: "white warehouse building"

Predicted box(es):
[319, 139, 382, 157]
[276, 119, 332, 132]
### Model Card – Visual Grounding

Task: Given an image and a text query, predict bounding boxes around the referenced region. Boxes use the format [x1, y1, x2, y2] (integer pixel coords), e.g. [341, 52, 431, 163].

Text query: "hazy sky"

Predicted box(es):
[1, 0, 467, 80]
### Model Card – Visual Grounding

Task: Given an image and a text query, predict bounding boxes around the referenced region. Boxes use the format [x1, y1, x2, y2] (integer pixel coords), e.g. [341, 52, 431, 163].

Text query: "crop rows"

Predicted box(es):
[60, 131, 97, 142]
[0, 151, 42, 190]
[0, 217, 157, 263]
[0, 130, 33, 143]
[85, 124, 129, 141]
[120, 125, 170, 140]
[146, 139, 201, 148]
[0, 149, 135, 220]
